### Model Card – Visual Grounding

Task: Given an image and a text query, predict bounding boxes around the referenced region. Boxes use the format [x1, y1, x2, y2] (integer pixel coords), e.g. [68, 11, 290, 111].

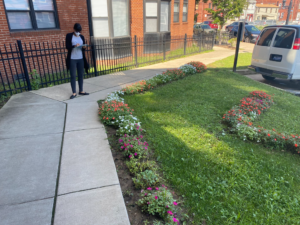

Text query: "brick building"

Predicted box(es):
[194, 0, 217, 23]
[256, 0, 300, 21]
[0, 0, 195, 45]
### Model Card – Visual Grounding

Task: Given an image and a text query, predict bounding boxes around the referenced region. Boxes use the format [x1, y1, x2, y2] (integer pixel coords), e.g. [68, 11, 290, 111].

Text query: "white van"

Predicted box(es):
[249, 25, 300, 80]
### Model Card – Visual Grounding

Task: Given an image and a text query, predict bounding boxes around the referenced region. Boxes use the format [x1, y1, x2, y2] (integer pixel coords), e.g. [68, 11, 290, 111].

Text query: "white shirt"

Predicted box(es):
[71, 35, 83, 60]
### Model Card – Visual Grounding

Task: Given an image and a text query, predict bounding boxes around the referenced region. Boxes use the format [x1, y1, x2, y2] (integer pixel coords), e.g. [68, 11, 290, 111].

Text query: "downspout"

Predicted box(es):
[86, 0, 94, 37]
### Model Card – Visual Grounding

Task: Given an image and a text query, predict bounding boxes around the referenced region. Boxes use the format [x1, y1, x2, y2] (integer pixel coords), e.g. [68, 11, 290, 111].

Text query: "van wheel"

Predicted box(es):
[262, 75, 276, 80]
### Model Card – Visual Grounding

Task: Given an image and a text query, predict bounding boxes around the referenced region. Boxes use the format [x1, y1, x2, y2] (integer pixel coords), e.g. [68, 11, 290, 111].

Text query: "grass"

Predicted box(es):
[209, 52, 253, 70]
[123, 54, 300, 224]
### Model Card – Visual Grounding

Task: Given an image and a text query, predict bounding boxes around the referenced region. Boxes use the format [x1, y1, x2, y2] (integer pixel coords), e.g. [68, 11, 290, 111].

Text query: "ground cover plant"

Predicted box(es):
[99, 62, 207, 224]
[122, 55, 300, 224]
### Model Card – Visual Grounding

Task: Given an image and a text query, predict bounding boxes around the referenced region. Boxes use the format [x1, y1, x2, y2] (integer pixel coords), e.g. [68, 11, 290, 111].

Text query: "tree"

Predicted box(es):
[205, 0, 247, 29]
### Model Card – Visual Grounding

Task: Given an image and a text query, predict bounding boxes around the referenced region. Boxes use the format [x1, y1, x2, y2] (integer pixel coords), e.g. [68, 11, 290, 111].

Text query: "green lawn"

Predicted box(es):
[123, 54, 300, 224]
[209, 52, 253, 70]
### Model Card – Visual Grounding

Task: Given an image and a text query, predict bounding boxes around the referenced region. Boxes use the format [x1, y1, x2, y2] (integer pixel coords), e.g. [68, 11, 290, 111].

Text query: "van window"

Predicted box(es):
[257, 28, 276, 46]
[273, 28, 295, 49]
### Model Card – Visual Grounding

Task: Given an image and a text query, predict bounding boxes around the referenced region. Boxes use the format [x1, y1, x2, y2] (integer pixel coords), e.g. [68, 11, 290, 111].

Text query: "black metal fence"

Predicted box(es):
[0, 33, 217, 105]
[215, 31, 235, 46]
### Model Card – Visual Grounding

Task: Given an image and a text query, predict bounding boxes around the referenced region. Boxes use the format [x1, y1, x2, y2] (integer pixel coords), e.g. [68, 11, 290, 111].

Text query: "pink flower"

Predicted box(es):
[124, 134, 127, 137]
[141, 189, 144, 193]
[145, 193, 147, 196]
[155, 187, 159, 190]
[125, 148, 128, 151]
[155, 196, 158, 200]
[162, 184, 165, 187]
[134, 153, 137, 156]
[145, 147, 148, 150]
[147, 202, 150, 204]
[173, 218, 179, 222]
[130, 145, 133, 148]
[173, 202, 178, 206]
[147, 187, 152, 190]
[166, 205, 169, 208]
[119, 139, 123, 143]
[121, 146, 124, 149]
[167, 211, 173, 215]
[140, 135, 143, 138]
[128, 140, 131, 142]
[129, 155, 132, 158]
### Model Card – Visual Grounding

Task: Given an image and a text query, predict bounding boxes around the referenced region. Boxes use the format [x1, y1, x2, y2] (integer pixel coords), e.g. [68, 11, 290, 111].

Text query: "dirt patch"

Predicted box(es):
[105, 125, 192, 225]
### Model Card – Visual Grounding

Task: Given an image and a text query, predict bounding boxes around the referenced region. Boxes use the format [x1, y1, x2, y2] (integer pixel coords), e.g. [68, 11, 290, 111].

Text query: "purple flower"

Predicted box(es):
[173, 218, 179, 223]
[167, 211, 173, 215]
[140, 135, 143, 138]
[155, 187, 159, 190]
[125, 148, 128, 151]
[145, 147, 148, 150]
[130, 145, 133, 148]
[147, 202, 150, 204]
[121, 146, 124, 149]
[124, 134, 127, 137]
[129, 155, 132, 158]
[134, 153, 137, 156]
[119, 139, 123, 143]
[147, 187, 152, 190]
[173, 202, 177, 206]
[145, 193, 147, 196]
[155, 196, 158, 200]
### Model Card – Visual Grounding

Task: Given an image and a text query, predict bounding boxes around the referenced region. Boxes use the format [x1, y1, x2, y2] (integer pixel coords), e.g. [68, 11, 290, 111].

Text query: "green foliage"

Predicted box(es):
[126, 158, 157, 176]
[228, 37, 237, 47]
[206, 0, 247, 28]
[123, 56, 300, 224]
[119, 135, 148, 159]
[137, 186, 177, 221]
[194, 13, 199, 22]
[29, 69, 41, 90]
[132, 170, 160, 189]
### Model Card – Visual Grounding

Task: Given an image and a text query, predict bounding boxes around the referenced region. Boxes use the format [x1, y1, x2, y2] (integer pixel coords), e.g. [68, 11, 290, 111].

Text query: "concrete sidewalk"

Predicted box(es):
[0, 45, 252, 225]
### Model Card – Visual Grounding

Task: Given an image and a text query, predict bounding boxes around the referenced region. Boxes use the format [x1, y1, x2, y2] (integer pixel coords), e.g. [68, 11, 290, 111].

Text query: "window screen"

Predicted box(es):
[183, 3, 188, 22]
[173, 2, 179, 22]
[257, 28, 276, 46]
[160, 1, 169, 32]
[112, 0, 129, 37]
[92, 0, 109, 37]
[273, 29, 295, 49]
[145, 1, 158, 33]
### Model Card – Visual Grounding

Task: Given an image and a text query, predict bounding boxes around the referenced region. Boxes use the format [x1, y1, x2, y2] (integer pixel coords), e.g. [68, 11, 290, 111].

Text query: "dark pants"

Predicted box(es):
[70, 59, 84, 93]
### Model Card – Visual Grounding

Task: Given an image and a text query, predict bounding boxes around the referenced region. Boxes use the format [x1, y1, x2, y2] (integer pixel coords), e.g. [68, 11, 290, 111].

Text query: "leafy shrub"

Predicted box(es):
[137, 186, 178, 221]
[179, 64, 196, 75]
[153, 74, 173, 84]
[116, 115, 145, 136]
[133, 170, 160, 189]
[228, 38, 237, 47]
[126, 159, 157, 176]
[30, 69, 41, 90]
[99, 101, 134, 126]
[187, 61, 207, 73]
[161, 69, 185, 80]
[119, 135, 148, 159]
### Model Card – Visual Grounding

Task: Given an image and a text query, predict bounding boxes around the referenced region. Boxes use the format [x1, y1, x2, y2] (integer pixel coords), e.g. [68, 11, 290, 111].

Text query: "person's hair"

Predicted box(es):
[73, 23, 82, 32]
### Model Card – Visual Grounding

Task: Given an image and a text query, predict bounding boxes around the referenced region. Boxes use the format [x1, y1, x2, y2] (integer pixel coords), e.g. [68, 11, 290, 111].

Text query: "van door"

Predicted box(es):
[268, 28, 297, 74]
[252, 28, 277, 69]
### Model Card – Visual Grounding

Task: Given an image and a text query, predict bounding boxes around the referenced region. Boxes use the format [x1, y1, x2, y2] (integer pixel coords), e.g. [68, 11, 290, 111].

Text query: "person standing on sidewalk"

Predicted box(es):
[66, 23, 90, 99]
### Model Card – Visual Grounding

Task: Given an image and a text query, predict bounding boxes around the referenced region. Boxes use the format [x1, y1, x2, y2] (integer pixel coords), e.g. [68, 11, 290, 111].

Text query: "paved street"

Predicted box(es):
[0, 45, 253, 225]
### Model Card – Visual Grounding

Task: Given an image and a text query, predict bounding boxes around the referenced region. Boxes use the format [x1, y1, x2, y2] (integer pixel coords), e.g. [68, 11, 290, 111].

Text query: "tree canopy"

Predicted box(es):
[205, 0, 247, 28]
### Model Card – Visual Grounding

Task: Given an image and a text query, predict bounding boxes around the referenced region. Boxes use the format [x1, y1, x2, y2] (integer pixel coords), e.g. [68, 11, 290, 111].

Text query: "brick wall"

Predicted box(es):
[0, 0, 90, 45]
[171, 0, 195, 36]
[131, 0, 144, 37]
[256, 0, 300, 21]
[195, 0, 214, 23]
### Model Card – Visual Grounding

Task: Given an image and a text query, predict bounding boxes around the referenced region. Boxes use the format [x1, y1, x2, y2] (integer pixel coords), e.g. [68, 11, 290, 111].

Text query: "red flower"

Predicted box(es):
[268, 134, 270, 137]
[295, 144, 298, 148]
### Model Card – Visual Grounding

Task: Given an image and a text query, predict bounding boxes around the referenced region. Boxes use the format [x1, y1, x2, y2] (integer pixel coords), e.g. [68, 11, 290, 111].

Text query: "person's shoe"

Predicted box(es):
[79, 92, 89, 95]
[70, 94, 77, 99]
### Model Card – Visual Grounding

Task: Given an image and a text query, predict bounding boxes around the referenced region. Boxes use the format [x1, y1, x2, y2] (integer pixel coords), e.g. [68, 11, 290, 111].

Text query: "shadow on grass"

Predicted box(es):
[123, 69, 300, 224]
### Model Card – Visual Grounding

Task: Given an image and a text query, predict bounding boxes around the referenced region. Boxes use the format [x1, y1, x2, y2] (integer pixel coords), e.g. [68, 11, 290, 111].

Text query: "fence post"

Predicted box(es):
[91, 37, 98, 77]
[199, 33, 202, 52]
[17, 40, 32, 91]
[184, 33, 187, 55]
[163, 36, 166, 61]
[212, 33, 215, 49]
[134, 35, 138, 67]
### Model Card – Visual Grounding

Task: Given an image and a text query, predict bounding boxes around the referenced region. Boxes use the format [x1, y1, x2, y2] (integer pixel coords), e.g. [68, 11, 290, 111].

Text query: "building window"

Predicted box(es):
[196, 4, 198, 10]
[173, 0, 179, 22]
[160, 1, 170, 31]
[281, 12, 284, 18]
[270, 8, 272, 13]
[183, 0, 188, 22]
[144, 0, 170, 33]
[3, 0, 59, 31]
[91, 0, 129, 38]
[209, 3, 212, 9]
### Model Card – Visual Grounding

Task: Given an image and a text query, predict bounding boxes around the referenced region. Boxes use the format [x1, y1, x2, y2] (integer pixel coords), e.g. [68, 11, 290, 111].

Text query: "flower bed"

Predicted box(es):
[223, 90, 300, 153]
[98, 62, 207, 224]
